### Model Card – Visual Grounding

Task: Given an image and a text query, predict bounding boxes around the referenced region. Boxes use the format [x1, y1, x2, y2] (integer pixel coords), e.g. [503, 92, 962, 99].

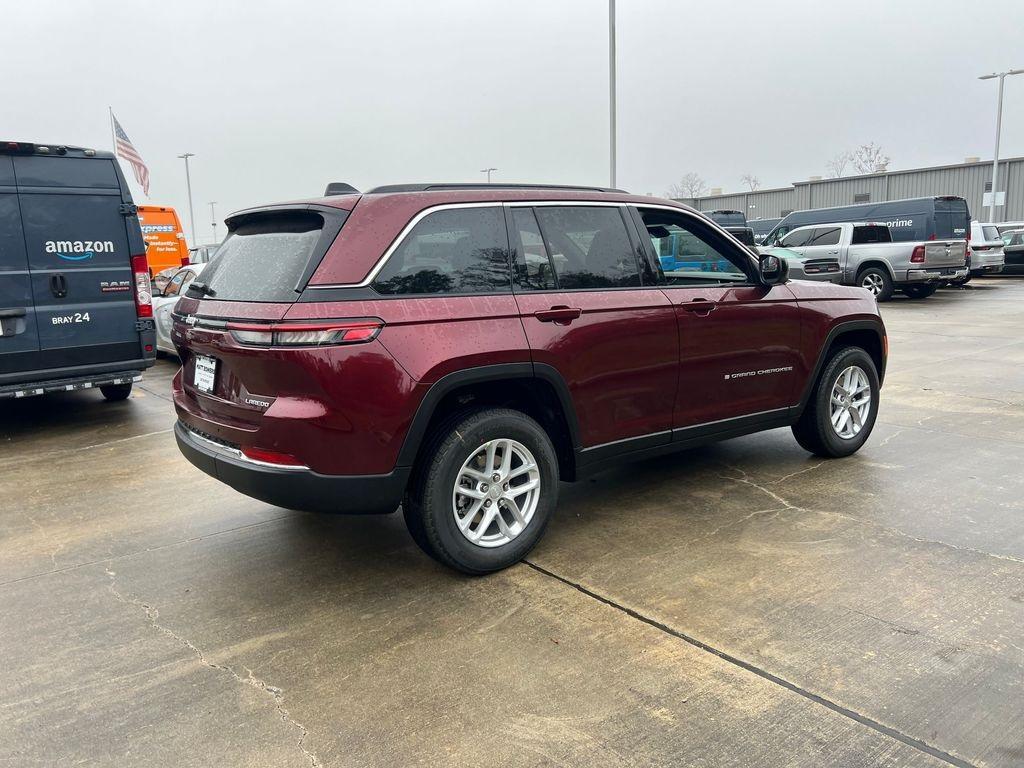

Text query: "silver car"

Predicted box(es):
[968, 221, 1005, 277]
[153, 263, 206, 355]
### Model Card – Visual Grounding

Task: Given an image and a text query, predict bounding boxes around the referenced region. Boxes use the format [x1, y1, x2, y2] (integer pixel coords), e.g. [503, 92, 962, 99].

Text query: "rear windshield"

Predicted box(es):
[851, 225, 891, 244]
[982, 225, 1000, 241]
[194, 211, 336, 302]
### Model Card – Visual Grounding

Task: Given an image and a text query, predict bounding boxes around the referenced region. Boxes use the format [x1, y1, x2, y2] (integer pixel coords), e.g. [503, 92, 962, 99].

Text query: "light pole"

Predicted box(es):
[480, 167, 497, 183]
[608, 0, 616, 189]
[177, 153, 197, 247]
[209, 202, 218, 244]
[978, 68, 1023, 222]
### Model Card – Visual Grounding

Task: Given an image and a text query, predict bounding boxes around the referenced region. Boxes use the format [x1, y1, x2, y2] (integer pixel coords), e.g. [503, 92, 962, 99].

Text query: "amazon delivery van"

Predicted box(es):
[0, 140, 156, 400]
[138, 205, 189, 275]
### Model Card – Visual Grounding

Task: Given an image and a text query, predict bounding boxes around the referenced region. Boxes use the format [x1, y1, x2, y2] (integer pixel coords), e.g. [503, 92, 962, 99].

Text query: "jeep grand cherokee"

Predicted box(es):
[172, 184, 886, 574]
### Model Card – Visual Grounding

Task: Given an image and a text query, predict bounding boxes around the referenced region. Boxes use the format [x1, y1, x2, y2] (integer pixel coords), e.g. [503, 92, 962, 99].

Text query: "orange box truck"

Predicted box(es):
[137, 205, 189, 275]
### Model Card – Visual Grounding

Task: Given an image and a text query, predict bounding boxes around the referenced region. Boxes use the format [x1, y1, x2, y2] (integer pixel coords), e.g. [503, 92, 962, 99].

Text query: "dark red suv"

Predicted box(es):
[172, 184, 886, 573]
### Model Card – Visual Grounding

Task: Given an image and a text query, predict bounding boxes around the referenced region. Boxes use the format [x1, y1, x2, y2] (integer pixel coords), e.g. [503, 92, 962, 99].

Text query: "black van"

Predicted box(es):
[762, 196, 970, 246]
[749, 217, 781, 243]
[1, 141, 155, 400]
[705, 209, 747, 227]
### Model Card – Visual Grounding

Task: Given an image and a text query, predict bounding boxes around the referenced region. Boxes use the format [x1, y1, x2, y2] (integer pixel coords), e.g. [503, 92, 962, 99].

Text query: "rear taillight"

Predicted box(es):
[910, 245, 926, 263]
[131, 254, 153, 317]
[181, 255, 190, 267]
[226, 319, 383, 347]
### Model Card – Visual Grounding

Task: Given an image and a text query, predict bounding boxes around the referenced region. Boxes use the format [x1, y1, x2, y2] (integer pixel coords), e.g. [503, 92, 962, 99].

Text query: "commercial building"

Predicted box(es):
[678, 156, 1024, 223]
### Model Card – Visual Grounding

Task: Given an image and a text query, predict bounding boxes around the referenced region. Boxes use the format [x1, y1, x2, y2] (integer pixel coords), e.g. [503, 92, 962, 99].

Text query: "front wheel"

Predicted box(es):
[792, 347, 879, 458]
[901, 283, 938, 299]
[858, 267, 894, 302]
[404, 408, 559, 574]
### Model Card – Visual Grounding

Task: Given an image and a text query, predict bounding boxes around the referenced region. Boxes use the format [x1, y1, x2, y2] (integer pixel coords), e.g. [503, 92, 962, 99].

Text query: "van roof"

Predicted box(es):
[1, 141, 113, 160]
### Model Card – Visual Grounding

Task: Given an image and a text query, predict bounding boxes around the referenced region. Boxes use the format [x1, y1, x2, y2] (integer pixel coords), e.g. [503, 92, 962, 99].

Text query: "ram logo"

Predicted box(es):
[45, 240, 115, 262]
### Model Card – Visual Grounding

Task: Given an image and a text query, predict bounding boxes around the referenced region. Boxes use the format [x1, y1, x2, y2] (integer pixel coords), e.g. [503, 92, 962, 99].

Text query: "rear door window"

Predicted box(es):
[807, 227, 841, 246]
[510, 208, 557, 291]
[196, 210, 343, 302]
[851, 225, 891, 244]
[532, 206, 640, 289]
[373, 207, 510, 295]
[982, 225, 1000, 242]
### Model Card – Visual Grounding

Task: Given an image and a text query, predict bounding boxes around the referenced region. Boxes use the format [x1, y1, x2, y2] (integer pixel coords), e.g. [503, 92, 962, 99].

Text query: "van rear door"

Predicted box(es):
[0, 155, 40, 368]
[15, 155, 141, 361]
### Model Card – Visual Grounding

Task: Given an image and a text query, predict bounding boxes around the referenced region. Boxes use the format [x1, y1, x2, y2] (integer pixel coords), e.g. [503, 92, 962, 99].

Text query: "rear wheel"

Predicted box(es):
[901, 284, 937, 299]
[403, 408, 558, 574]
[792, 347, 879, 458]
[858, 267, 893, 302]
[100, 383, 133, 401]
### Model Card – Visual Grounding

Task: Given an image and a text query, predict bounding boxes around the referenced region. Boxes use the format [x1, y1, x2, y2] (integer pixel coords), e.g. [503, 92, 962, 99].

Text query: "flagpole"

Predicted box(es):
[108, 107, 116, 154]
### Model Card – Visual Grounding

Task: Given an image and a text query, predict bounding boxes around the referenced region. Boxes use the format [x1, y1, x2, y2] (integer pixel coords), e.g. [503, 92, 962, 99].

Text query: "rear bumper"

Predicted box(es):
[174, 421, 409, 515]
[0, 370, 143, 400]
[905, 267, 968, 283]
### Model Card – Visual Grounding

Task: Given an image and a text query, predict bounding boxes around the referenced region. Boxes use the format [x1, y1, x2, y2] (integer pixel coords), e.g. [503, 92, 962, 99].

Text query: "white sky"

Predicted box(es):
[5, 0, 1023, 244]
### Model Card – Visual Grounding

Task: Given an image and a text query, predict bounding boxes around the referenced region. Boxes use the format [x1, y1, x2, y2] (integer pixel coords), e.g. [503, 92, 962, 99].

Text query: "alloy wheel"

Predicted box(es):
[829, 365, 872, 439]
[452, 438, 541, 548]
[861, 273, 884, 296]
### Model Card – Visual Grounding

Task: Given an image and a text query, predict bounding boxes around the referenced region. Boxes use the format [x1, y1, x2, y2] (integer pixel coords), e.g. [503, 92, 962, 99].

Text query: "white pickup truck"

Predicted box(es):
[776, 222, 968, 300]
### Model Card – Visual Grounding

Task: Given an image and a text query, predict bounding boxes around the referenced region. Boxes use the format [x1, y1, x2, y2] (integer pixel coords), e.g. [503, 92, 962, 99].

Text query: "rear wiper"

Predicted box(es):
[188, 281, 216, 297]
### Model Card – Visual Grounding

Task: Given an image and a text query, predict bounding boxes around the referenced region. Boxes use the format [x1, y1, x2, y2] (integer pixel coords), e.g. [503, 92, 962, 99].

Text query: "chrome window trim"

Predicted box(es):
[306, 199, 757, 289]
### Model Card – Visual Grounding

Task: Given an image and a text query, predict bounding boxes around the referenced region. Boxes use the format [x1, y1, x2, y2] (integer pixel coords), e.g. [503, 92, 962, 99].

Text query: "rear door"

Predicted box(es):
[510, 204, 678, 451]
[0, 156, 40, 366]
[15, 155, 139, 358]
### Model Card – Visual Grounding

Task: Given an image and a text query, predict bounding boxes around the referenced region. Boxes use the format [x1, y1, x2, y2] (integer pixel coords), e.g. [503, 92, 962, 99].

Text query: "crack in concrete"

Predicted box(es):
[769, 462, 825, 486]
[876, 429, 905, 448]
[104, 567, 320, 768]
[718, 463, 1024, 566]
[522, 561, 978, 768]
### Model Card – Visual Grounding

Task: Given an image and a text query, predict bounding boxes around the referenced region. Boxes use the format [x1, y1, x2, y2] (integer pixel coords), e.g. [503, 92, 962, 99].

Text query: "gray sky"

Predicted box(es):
[5, 0, 1024, 244]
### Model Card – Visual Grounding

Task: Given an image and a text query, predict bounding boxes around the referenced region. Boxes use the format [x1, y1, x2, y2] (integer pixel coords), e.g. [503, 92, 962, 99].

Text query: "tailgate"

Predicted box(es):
[923, 241, 966, 268]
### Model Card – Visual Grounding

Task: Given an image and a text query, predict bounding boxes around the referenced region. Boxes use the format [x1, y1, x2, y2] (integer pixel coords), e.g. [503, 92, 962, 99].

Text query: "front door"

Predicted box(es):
[509, 204, 678, 451]
[634, 206, 803, 429]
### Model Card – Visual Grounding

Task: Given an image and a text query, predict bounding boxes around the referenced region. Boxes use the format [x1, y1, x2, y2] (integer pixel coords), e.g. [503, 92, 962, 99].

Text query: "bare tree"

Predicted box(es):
[851, 143, 891, 174]
[826, 151, 853, 178]
[667, 172, 708, 200]
[740, 173, 760, 191]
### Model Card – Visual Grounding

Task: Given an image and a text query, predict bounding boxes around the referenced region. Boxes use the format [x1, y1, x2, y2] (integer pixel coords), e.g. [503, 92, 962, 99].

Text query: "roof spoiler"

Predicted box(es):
[324, 182, 360, 196]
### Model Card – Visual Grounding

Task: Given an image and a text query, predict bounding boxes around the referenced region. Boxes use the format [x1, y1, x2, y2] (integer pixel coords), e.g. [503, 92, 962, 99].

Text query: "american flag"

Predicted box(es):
[112, 113, 150, 196]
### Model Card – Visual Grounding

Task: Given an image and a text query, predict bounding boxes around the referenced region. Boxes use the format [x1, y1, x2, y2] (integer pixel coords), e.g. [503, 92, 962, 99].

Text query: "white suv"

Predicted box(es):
[968, 221, 1006, 278]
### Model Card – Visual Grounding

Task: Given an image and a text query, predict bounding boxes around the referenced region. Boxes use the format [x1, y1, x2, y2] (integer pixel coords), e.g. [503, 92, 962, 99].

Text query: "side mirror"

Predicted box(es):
[759, 253, 788, 285]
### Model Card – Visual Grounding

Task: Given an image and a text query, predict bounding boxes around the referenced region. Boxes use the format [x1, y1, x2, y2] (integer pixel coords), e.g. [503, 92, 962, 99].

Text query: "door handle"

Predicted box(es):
[0, 308, 27, 319]
[534, 306, 582, 324]
[50, 274, 68, 299]
[680, 299, 716, 315]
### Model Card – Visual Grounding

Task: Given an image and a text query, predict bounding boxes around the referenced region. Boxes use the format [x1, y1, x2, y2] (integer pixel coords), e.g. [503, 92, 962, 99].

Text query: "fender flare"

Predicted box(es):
[797, 319, 887, 411]
[853, 259, 897, 281]
[395, 362, 580, 468]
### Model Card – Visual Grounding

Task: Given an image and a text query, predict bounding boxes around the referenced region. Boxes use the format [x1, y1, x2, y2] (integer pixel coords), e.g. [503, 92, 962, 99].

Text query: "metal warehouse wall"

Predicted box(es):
[680, 157, 1024, 223]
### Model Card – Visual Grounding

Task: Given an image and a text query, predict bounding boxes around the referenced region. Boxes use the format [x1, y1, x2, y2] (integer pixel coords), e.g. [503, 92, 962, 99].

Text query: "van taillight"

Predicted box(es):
[911, 245, 926, 263]
[131, 254, 153, 318]
[181, 255, 190, 267]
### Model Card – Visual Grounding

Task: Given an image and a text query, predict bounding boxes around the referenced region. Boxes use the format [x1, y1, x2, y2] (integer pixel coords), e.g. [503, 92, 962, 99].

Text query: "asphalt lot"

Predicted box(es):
[2, 279, 1023, 768]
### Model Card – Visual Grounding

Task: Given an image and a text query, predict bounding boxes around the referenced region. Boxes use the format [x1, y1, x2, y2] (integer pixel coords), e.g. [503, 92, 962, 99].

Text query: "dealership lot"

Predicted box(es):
[2, 281, 1022, 767]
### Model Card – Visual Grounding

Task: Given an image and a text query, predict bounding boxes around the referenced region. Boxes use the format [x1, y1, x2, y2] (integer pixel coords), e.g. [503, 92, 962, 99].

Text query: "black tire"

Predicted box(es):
[901, 284, 938, 299]
[403, 408, 559, 575]
[857, 266, 894, 302]
[792, 347, 879, 458]
[100, 382, 133, 401]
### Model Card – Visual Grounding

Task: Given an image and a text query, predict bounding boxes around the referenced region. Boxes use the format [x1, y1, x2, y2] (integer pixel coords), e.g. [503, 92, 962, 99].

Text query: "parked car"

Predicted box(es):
[758, 246, 841, 283]
[966, 221, 1005, 279]
[996, 221, 1024, 235]
[775, 222, 967, 300]
[750, 217, 782, 244]
[188, 244, 220, 264]
[154, 263, 205, 355]
[0, 140, 156, 401]
[763, 196, 970, 246]
[1002, 229, 1024, 274]
[138, 205, 189, 277]
[172, 183, 886, 574]
[705, 209, 747, 227]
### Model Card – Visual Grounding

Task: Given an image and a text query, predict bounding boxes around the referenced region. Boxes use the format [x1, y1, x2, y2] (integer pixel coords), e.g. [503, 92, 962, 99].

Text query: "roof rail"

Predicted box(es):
[365, 182, 628, 194]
